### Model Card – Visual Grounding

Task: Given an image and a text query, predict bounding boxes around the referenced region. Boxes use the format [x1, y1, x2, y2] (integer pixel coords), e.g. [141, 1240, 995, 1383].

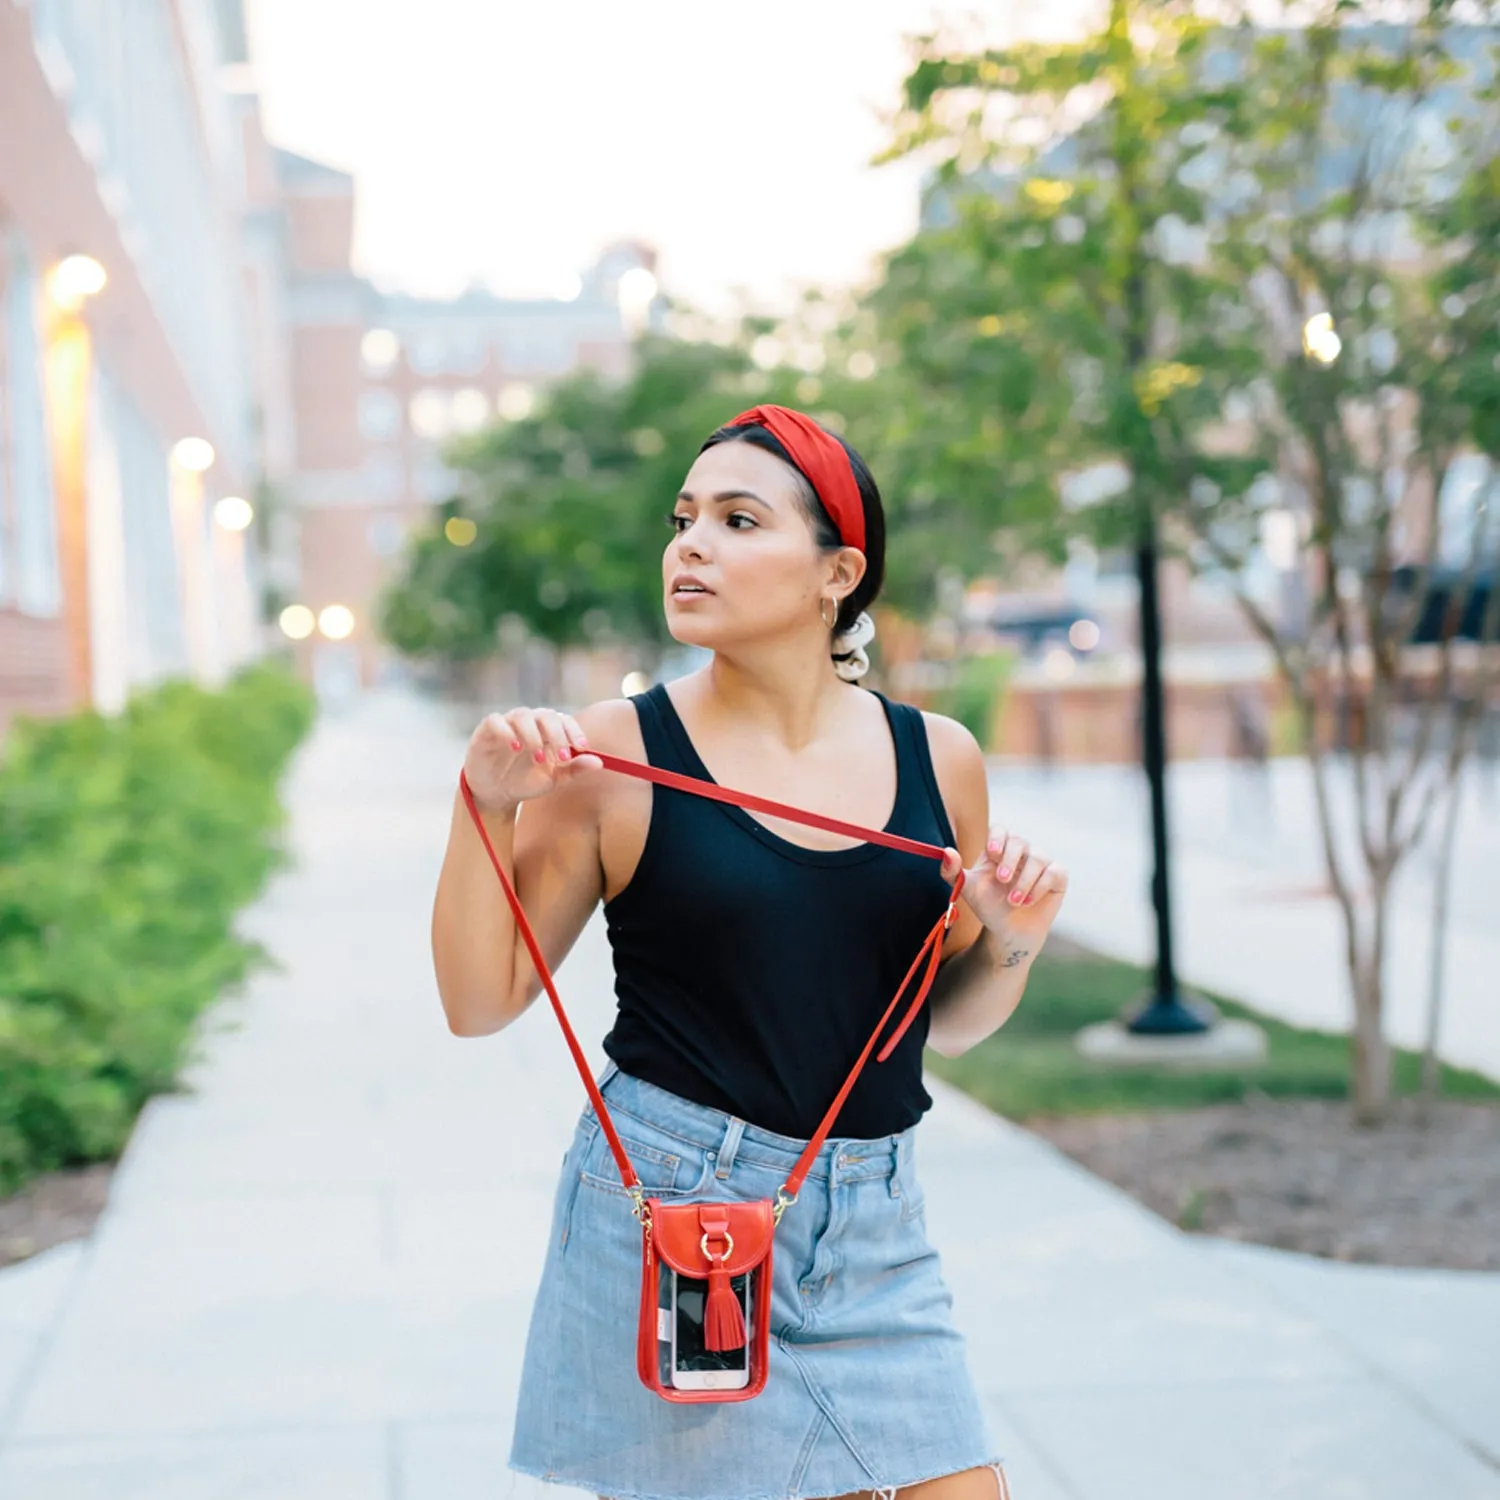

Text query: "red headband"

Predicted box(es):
[727, 405, 865, 553]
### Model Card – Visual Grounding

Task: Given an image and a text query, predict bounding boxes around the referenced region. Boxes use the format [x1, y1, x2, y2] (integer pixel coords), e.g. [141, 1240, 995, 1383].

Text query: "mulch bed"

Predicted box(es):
[1024, 1094, 1500, 1271]
[0, 1164, 113, 1271]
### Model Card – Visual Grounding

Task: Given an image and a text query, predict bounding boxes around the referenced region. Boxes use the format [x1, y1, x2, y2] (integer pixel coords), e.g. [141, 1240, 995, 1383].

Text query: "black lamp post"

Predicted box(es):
[1120, 506, 1219, 1035]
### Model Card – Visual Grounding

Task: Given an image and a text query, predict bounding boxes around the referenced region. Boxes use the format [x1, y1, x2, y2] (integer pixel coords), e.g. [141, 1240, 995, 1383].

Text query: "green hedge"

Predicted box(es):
[932, 650, 1016, 751]
[0, 662, 315, 1195]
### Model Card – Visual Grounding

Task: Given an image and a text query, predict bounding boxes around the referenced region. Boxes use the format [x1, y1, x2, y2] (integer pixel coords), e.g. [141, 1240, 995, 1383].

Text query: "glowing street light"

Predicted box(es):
[360, 328, 400, 372]
[172, 437, 216, 472]
[1302, 312, 1342, 365]
[497, 382, 535, 422]
[318, 604, 355, 640]
[617, 266, 659, 335]
[44, 256, 108, 701]
[46, 254, 107, 311]
[1068, 618, 1101, 652]
[214, 495, 254, 532]
[1042, 645, 1077, 682]
[618, 266, 658, 308]
[279, 604, 315, 640]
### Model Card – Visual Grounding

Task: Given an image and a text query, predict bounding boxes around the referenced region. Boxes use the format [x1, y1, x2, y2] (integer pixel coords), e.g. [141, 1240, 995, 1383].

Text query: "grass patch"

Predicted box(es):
[926, 938, 1500, 1119]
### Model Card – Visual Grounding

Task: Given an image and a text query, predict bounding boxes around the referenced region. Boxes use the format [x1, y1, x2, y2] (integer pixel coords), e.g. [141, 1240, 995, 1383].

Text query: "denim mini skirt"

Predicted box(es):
[509, 1061, 1004, 1500]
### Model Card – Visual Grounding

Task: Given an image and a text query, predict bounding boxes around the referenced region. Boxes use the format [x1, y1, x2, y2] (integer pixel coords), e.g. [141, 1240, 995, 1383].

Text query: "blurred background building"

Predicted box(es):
[0, 0, 269, 733]
[0, 0, 660, 731]
[288, 223, 659, 697]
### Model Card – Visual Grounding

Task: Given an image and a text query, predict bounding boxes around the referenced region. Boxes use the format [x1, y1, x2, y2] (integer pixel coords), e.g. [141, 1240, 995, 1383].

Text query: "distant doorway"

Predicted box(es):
[312, 641, 360, 708]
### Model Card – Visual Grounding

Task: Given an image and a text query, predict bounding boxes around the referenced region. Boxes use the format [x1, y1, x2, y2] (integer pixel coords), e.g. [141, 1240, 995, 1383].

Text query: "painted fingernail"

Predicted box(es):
[1009, 890, 1024, 904]
[998, 867, 1012, 880]
[511, 739, 523, 751]
[534, 749, 546, 763]
[560, 747, 573, 760]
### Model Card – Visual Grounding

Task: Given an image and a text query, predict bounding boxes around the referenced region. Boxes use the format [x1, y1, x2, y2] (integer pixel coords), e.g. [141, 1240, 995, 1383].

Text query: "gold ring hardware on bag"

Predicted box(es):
[772, 1186, 798, 1223]
[700, 1229, 735, 1261]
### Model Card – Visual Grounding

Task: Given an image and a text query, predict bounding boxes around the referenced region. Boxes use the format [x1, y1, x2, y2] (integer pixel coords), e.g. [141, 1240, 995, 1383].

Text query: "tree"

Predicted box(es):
[378, 335, 801, 665]
[878, 1, 1500, 1123]
[376, 309, 1035, 673]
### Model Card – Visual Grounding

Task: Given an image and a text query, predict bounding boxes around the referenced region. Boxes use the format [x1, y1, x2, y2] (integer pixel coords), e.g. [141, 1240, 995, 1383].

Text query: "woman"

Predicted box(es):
[432, 406, 1066, 1500]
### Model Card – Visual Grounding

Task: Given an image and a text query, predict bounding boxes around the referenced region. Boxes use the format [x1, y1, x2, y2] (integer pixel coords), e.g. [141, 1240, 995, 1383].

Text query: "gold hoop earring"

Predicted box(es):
[820, 597, 838, 630]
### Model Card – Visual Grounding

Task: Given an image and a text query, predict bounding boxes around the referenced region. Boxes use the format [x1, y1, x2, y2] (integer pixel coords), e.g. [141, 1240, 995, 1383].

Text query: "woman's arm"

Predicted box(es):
[432, 703, 610, 1037]
[920, 713, 1068, 1057]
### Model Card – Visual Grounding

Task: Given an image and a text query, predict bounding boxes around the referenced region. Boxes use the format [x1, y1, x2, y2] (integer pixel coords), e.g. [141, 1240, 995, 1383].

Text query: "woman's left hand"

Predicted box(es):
[940, 827, 1068, 946]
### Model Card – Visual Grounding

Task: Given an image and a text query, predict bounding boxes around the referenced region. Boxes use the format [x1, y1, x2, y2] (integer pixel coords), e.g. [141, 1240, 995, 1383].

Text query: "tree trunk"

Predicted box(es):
[1418, 763, 1464, 1120]
[1303, 735, 1395, 1127]
[1350, 908, 1393, 1126]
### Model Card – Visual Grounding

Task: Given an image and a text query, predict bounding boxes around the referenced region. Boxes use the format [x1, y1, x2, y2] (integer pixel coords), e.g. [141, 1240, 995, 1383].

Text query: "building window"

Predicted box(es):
[496, 381, 535, 422]
[358, 389, 402, 441]
[450, 387, 490, 434]
[366, 514, 406, 557]
[408, 389, 450, 441]
[360, 328, 400, 374]
[446, 330, 486, 375]
[365, 451, 404, 501]
[408, 326, 486, 377]
[409, 331, 449, 376]
[416, 458, 457, 503]
[1, 229, 62, 615]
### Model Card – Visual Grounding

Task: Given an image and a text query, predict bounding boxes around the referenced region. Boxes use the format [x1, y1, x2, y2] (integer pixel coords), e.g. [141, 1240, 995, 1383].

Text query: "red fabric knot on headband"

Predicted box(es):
[727, 405, 865, 554]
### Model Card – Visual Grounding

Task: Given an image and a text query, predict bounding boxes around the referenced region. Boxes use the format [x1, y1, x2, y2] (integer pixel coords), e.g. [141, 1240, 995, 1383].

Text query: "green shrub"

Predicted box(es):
[932, 650, 1016, 750]
[0, 662, 314, 1193]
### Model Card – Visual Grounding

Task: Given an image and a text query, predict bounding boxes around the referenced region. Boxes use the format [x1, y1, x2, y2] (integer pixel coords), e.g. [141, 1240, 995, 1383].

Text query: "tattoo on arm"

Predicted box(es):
[1001, 947, 1031, 969]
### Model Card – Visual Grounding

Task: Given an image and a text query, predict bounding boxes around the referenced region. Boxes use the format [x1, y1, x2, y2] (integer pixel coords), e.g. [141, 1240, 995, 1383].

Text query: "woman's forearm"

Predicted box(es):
[431, 787, 525, 1036]
[925, 926, 1036, 1058]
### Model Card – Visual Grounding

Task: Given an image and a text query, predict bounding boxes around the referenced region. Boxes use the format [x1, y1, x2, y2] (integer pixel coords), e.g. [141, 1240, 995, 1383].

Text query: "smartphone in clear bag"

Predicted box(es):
[655, 1265, 752, 1391]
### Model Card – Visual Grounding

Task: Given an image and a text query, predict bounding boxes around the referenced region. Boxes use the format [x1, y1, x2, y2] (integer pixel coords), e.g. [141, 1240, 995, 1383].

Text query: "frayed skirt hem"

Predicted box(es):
[506, 1453, 1010, 1500]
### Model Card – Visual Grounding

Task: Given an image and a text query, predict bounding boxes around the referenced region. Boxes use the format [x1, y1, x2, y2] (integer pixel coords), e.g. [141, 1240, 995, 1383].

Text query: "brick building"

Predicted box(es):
[0, 0, 272, 734]
[0, 0, 660, 729]
[280, 205, 659, 693]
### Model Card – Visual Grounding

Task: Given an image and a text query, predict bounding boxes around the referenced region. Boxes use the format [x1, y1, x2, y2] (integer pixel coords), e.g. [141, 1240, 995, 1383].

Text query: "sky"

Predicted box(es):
[243, 0, 1095, 315]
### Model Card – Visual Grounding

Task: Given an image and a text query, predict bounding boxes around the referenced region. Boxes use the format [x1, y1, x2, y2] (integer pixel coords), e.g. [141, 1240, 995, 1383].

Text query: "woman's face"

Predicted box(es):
[663, 440, 859, 653]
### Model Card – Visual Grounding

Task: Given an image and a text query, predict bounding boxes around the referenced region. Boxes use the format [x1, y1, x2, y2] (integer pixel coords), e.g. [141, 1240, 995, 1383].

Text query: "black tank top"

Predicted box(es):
[602, 683, 958, 1140]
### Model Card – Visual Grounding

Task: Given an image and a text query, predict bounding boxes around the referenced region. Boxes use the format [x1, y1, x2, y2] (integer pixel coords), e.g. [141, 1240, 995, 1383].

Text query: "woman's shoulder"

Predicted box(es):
[574, 695, 648, 759]
[915, 706, 984, 768]
[886, 697, 987, 832]
[872, 690, 984, 773]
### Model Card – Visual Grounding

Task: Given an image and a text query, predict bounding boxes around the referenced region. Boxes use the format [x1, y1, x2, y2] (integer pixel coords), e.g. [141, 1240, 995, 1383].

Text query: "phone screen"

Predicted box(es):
[672, 1270, 750, 1375]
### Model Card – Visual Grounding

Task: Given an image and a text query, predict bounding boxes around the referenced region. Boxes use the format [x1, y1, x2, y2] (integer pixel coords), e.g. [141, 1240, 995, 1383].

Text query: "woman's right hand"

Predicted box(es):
[462, 707, 604, 815]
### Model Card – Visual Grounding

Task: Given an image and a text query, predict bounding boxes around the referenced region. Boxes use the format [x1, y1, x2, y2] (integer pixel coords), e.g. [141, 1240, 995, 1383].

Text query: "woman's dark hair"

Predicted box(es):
[697, 423, 886, 640]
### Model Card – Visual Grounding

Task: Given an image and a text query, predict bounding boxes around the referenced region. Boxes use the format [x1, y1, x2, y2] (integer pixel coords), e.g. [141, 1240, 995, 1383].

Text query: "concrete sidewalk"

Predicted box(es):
[1, 691, 1496, 1499]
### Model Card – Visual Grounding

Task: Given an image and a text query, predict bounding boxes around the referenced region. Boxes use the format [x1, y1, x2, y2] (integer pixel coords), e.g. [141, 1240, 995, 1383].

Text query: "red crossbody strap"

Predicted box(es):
[458, 770, 644, 1191]
[590, 751, 946, 859]
[456, 752, 964, 1208]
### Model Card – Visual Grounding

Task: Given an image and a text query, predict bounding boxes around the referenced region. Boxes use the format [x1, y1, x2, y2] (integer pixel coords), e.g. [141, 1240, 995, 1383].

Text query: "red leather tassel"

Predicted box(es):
[703, 1265, 746, 1351]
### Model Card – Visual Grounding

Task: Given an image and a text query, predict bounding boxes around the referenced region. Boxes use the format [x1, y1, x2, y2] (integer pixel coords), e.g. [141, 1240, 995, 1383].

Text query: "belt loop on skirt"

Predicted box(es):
[889, 1131, 911, 1199]
[714, 1115, 747, 1179]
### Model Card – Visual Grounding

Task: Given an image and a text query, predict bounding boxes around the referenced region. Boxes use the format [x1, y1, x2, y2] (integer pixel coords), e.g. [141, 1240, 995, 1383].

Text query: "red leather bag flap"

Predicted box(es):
[647, 1199, 775, 1278]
